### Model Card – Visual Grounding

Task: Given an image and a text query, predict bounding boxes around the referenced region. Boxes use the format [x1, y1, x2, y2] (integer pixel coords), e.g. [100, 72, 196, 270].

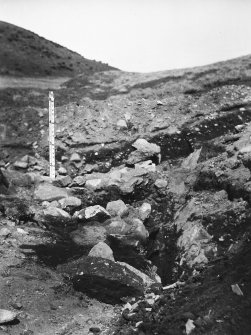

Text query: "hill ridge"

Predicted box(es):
[0, 20, 117, 77]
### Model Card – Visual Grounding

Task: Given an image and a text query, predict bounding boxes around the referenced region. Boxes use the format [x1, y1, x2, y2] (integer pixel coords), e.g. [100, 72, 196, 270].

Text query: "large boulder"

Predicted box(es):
[57, 256, 145, 303]
[34, 183, 69, 202]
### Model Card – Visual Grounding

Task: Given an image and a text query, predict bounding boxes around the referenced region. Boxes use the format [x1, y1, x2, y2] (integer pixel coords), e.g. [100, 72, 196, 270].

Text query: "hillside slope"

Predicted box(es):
[0, 21, 116, 77]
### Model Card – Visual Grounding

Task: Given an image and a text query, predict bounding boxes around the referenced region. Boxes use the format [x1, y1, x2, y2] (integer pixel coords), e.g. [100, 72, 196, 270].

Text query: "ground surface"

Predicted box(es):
[0, 32, 251, 334]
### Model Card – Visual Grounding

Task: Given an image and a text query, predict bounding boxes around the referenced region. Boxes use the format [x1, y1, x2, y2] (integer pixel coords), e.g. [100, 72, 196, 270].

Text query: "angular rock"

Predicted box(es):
[43, 207, 71, 219]
[34, 183, 69, 201]
[0, 227, 11, 238]
[82, 163, 99, 174]
[117, 261, 158, 287]
[0, 309, 18, 324]
[181, 148, 202, 170]
[59, 196, 81, 209]
[127, 139, 160, 165]
[72, 175, 86, 186]
[138, 202, 151, 221]
[135, 160, 157, 172]
[88, 241, 114, 261]
[106, 200, 128, 217]
[106, 217, 149, 243]
[85, 179, 102, 190]
[70, 225, 107, 247]
[239, 145, 251, 154]
[13, 160, 28, 169]
[75, 205, 110, 222]
[57, 256, 145, 303]
[58, 167, 67, 175]
[132, 139, 160, 154]
[154, 179, 168, 188]
[70, 152, 81, 162]
[42, 200, 59, 208]
[53, 175, 72, 187]
[117, 119, 127, 129]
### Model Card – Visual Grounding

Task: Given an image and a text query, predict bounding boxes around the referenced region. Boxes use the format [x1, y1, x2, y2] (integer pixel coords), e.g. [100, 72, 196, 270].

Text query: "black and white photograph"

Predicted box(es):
[0, 0, 251, 334]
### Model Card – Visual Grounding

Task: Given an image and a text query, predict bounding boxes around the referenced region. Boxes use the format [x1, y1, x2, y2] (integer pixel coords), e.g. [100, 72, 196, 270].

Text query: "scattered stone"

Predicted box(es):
[132, 139, 160, 154]
[0, 227, 11, 238]
[117, 262, 157, 288]
[85, 179, 102, 190]
[239, 145, 251, 154]
[59, 196, 81, 209]
[53, 175, 72, 187]
[16, 227, 29, 235]
[72, 175, 86, 186]
[43, 207, 71, 219]
[0, 309, 17, 324]
[70, 225, 107, 247]
[135, 160, 156, 172]
[61, 156, 68, 162]
[13, 161, 28, 169]
[58, 167, 67, 175]
[88, 242, 114, 261]
[235, 124, 245, 132]
[34, 183, 69, 201]
[84, 205, 110, 222]
[156, 100, 164, 105]
[42, 200, 59, 208]
[82, 163, 99, 174]
[106, 200, 128, 217]
[117, 119, 128, 129]
[126, 139, 161, 165]
[70, 152, 81, 162]
[138, 203, 151, 221]
[107, 217, 149, 243]
[185, 319, 196, 334]
[11, 302, 22, 310]
[231, 284, 244, 296]
[181, 148, 202, 170]
[154, 179, 168, 189]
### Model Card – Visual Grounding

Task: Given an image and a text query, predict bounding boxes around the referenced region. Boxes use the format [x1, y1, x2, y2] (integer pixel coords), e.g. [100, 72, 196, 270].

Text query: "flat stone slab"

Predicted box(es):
[58, 256, 145, 303]
[34, 183, 69, 201]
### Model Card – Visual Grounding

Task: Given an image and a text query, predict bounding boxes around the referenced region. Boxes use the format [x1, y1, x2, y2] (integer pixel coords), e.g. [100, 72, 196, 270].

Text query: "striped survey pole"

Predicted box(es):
[49, 91, 56, 180]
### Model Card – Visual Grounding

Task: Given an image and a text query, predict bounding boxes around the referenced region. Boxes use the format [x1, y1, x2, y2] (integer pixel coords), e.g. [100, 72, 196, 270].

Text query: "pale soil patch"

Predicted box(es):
[0, 76, 70, 90]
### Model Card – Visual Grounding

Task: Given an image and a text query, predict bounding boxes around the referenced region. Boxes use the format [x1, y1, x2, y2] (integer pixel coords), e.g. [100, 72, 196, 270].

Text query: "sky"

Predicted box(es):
[1, 0, 251, 73]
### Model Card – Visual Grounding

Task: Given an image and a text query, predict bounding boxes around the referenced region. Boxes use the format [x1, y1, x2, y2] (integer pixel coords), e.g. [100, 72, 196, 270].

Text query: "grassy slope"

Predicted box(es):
[0, 21, 116, 77]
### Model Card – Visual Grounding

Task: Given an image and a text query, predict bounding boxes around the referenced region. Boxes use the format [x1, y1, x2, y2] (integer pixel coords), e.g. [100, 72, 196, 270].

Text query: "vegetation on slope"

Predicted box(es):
[0, 21, 117, 77]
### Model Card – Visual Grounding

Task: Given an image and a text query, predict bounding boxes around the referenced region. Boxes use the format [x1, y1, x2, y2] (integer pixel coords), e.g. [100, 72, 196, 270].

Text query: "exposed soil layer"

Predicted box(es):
[1, 53, 251, 335]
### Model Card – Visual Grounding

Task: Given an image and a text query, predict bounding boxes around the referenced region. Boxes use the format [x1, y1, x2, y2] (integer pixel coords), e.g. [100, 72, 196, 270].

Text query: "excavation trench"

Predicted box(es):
[56, 106, 251, 172]
[16, 105, 251, 304]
